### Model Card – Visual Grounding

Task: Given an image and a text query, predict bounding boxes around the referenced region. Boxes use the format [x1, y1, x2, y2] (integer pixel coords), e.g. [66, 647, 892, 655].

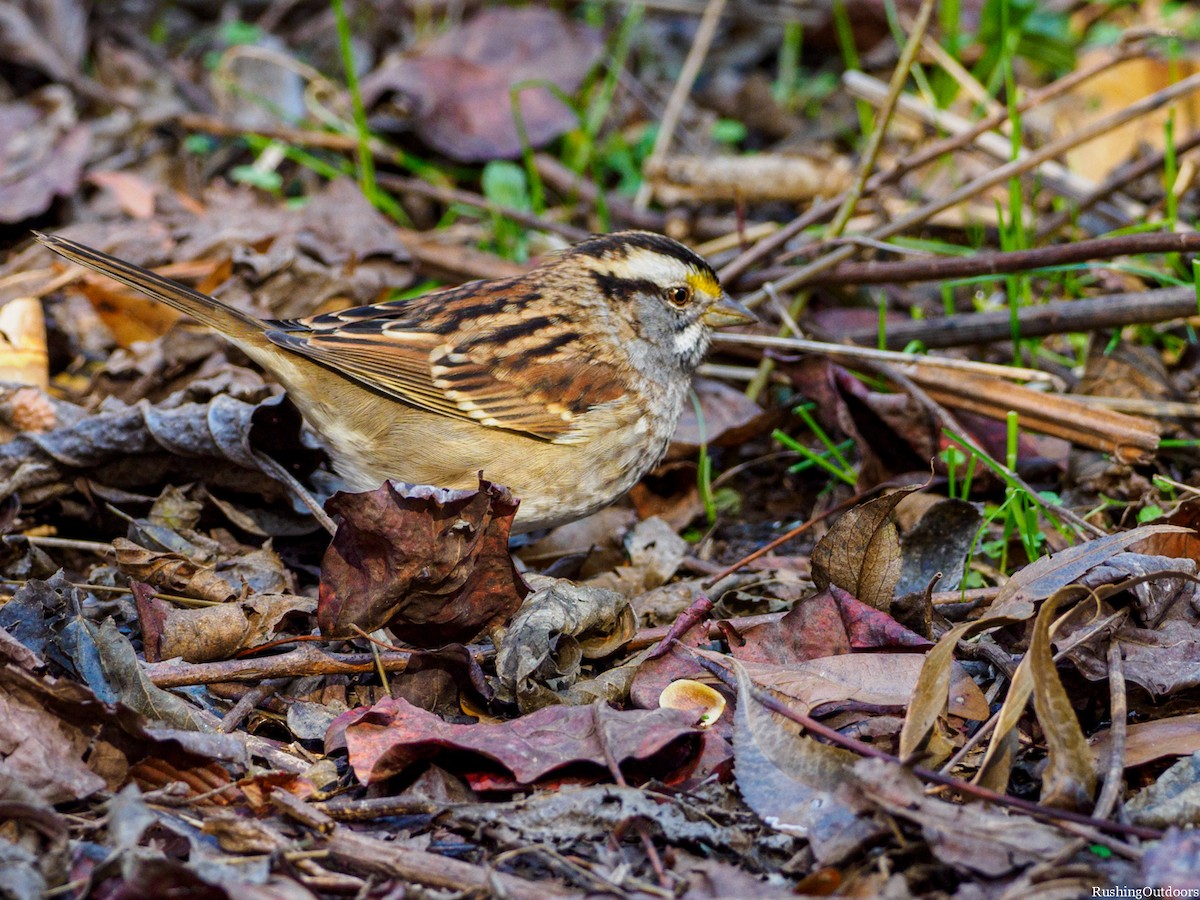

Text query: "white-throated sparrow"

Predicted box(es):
[36, 230, 754, 531]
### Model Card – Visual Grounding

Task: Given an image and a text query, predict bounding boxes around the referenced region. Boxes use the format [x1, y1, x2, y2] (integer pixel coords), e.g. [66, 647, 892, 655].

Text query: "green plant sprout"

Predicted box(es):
[690, 392, 739, 526]
[943, 423, 1084, 580]
[480, 161, 532, 261]
[331, 0, 385, 218]
[772, 402, 856, 486]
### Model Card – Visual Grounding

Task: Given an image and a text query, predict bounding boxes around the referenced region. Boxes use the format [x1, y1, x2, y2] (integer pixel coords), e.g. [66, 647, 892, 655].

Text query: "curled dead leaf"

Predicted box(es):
[319, 478, 527, 645]
[495, 574, 635, 711]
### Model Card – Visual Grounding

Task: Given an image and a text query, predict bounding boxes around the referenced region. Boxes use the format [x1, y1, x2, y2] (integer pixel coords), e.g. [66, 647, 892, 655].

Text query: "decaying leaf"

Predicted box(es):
[135, 586, 314, 664]
[0, 88, 89, 224]
[700, 647, 985, 721]
[850, 758, 1071, 876]
[736, 584, 931, 666]
[361, 7, 603, 162]
[0, 298, 48, 389]
[115, 539, 291, 605]
[725, 656, 884, 864]
[0, 389, 312, 506]
[494, 573, 635, 711]
[1127, 751, 1200, 829]
[327, 695, 702, 789]
[1028, 588, 1098, 809]
[1091, 714, 1200, 770]
[668, 377, 783, 458]
[811, 484, 923, 611]
[895, 497, 982, 596]
[900, 524, 1190, 764]
[318, 478, 527, 646]
[585, 516, 688, 595]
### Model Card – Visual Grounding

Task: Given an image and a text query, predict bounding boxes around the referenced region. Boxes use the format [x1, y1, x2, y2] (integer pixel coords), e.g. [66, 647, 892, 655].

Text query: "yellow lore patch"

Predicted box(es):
[686, 271, 722, 298]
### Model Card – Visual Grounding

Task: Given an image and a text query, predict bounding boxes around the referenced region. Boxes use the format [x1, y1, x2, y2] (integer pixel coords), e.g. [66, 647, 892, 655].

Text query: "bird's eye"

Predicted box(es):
[665, 285, 692, 307]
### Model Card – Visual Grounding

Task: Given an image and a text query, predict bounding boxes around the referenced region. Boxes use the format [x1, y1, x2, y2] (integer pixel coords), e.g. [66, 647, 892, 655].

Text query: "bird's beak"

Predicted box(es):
[702, 294, 757, 328]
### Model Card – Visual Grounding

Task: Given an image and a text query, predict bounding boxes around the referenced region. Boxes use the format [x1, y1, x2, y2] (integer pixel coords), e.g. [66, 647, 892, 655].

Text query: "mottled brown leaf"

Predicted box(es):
[495, 574, 635, 711]
[811, 485, 923, 611]
[327, 696, 701, 788]
[361, 7, 603, 162]
[319, 478, 528, 645]
[1029, 589, 1097, 809]
[735, 585, 931, 666]
[725, 656, 883, 863]
[901, 524, 1190, 762]
[0, 90, 89, 223]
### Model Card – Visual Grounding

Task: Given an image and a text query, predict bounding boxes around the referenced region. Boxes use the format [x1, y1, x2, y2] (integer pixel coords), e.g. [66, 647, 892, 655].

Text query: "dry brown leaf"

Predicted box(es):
[725, 656, 885, 864]
[495, 574, 636, 711]
[699, 648, 986, 722]
[360, 7, 602, 162]
[137, 590, 314, 664]
[1091, 714, 1200, 769]
[1029, 589, 1098, 810]
[850, 758, 1071, 876]
[1054, 53, 1200, 179]
[811, 484, 923, 611]
[902, 524, 1190, 765]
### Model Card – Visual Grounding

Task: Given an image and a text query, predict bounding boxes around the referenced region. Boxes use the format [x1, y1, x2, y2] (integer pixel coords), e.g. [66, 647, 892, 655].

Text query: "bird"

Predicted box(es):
[36, 230, 755, 532]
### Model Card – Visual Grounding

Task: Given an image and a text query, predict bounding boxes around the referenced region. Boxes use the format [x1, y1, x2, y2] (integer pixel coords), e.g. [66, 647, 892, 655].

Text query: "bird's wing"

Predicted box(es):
[264, 293, 625, 441]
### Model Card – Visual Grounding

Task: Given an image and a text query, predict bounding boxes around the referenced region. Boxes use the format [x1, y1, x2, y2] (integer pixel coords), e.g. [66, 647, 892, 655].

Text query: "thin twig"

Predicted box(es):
[634, 0, 729, 209]
[715, 331, 1066, 387]
[717, 42, 1143, 284]
[839, 285, 1197, 350]
[744, 0, 936, 400]
[738, 68, 1200, 310]
[1093, 641, 1127, 822]
[749, 231, 1200, 287]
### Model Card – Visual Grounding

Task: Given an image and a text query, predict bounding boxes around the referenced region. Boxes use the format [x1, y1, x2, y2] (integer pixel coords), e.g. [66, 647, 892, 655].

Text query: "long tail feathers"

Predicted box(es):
[34, 232, 267, 341]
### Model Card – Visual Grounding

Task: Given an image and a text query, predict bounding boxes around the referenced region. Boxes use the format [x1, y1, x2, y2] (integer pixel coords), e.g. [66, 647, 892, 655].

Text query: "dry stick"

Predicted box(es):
[740, 69, 1200, 316]
[717, 42, 1142, 284]
[842, 285, 1196, 350]
[749, 231, 1200, 287]
[845, 69, 1144, 224]
[1036, 127, 1200, 242]
[716, 332, 1063, 386]
[743, 0, 937, 400]
[1070, 395, 1200, 420]
[325, 828, 574, 900]
[833, 0, 939, 240]
[219, 677, 288, 732]
[633, 0, 729, 210]
[1093, 641, 1128, 822]
[143, 644, 420, 687]
[909, 370, 1160, 464]
[691, 651, 1161, 842]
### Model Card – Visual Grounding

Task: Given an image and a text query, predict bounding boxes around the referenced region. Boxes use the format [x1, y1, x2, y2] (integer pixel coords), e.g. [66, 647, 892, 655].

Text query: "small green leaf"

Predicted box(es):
[183, 134, 215, 155]
[481, 161, 531, 210]
[710, 119, 747, 145]
[1138, 505, 1165, 524]
[230, 165, 282, 193]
